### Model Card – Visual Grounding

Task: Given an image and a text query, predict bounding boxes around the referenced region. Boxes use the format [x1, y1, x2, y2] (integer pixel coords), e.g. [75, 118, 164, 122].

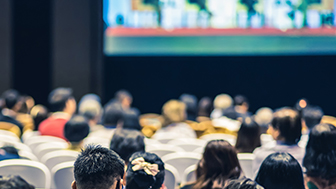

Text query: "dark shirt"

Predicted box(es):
[0, 113, 24, 132]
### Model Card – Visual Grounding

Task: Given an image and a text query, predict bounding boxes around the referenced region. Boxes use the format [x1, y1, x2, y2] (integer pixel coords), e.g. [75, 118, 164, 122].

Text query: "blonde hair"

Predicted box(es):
[162, 100, 186, 127]
[214, 94, 233, 110]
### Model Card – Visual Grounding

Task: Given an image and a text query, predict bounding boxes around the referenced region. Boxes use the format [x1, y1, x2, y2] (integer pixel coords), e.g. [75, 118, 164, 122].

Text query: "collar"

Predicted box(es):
[51, 112, 71, 120]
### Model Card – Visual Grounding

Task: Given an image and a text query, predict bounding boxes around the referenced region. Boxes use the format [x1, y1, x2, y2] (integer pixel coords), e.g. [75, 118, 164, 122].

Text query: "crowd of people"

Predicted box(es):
[0, 87, 335, 189]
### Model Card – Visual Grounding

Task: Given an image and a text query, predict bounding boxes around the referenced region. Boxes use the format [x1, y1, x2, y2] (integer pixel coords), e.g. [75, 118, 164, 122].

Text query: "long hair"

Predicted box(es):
[235, 117, 261, 153]
[193, 140, 242, 189]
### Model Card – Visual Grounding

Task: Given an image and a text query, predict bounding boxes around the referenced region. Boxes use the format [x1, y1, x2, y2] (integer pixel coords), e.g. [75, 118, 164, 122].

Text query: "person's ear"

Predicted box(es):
[71, 181, 77, 189]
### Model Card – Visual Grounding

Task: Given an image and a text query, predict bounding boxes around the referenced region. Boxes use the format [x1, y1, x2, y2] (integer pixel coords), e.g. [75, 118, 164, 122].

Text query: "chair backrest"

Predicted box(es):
[18, 150, 38, 161]
[0, 140, 32, 152]
[237, 153, 255, 179]
[161, 152, 201, 183]
[0, 129, 21, 140]
[0, 122, 21, 137]
[192, 146, 204, 154]
[164, 164, 180, 189]
[52, 161, 75, 189]
[0, 159, 51, 189]
[83, 136, 110, 148]
[200, 133, 237, 146]
[260, 134, 274, 146]
[35, 142, 69, 161]
[183, 164, 197, 184]
[168, 138, 206, 152]
[25, 136, 67, 152]
[21, 130, 40, 143]
[41, 150, 79, 170]
[147, 144, 185, 157]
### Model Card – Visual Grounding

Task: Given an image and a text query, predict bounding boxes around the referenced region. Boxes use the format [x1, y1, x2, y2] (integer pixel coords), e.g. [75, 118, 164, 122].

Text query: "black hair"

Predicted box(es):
[235, 117, 261, 153]
[126, 152, 165, 189]
[102, 102, 123, 126]
[224, 178, 264, 189]
[30, 105, 49, 131]
[1, 146, 19, 156]
[223, 106, 239, 120]
[122, 109, 141, 131]
[198, 97, 213, 117]
[110, 129, 145, 164]
[303, 123, 336, 179]
[302, 106, 324, 130]
[2, 89, 21, 109]
[255, 152, 304, 189]
[74, 145, 125, 189]
[115, 90, 132, 102]
[179, 93, 198, 121]
[234, 95, 249, 107]
[0, 175, 35, 189]
[271, 107, 302, 145]
[48, 88, 73, 112]
[64, 115, 90, 143]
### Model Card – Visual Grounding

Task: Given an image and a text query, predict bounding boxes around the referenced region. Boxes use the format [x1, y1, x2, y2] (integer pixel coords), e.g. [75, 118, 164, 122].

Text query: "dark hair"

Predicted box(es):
[234, 95, 249, 107]
[30, 105, 49, 131]
[235, 117, 261, 153]
[1, 146, 19, 156]
[122, 109, 141, 131]
[48, 88, 73, 112]
[198, 97, 213, 117]
[194, 140, 242, 189]
[115, 89, 132, 102]
[294, 98, 309, 114]
[126, 152, 165, 189]
[303, 123, 336, 179]
[64, 115, 90, 143]
[224, 178, 264, 189]
[255, 152, 304, 189]
[102, 102, 123, 126]
[2, 89, 21, 109]
[271, 107, 302, 145]
[180, 93, 198, 121]
[110, 129, 145, 164]
[223, 106, 239, 120]
[302, 106, 324, 130]
[0, 175, 35, 189]
[74, 145, 125, 189]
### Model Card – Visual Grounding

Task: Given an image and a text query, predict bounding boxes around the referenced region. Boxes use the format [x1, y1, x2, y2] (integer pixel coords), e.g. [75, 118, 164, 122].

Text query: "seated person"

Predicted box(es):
[64, 115, 90, 151]
[0, 146, 20, 161]
[72, 145, 125, 189]
[121, 109, 141, 131]
[235, 117, 261, 153]
[210, 94, 233, 119]
[78, 96, 103, 132]
[110, 129, 145, 166]
[126, 152, 165, 189]
[0, 175, 35, 189]
[179, 93, 198, 121]
[224, 178, 264, 189]
[255, 152, 305, 189]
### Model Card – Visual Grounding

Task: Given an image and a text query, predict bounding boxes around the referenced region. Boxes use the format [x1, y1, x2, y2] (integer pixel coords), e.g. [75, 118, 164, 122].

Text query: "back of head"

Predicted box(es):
[179, 94, 198, 120]
[213, 94, 232, 110]
[30, 105, 49, 130]
[73, 145, 125, 189]
[224, 178, 264, 189]
[254, 107, 273, 128]
[0, 175, 35, 189]
[121, 109, 141, 131]
[110, 129, 145, 164]
[102, 102, 124, 126]
[162, 100, 186, 126]
[78, 99, 102, 121]
[303, 123, 336, 179]
[235, 117, 261, 153]
[115, 90, 132, 103]
[255, 152, 304, 189]
[198, 97, 213, 117]
[48, 88, 74, 112]
[2, 89, 21, 110]
[64, 115, 90, 143]
[126, 152, 165, 189]
[234, 95, 249, 107]
[294, 98, 309, 113]
[302, 106, 324, 130]
[271, 107, 302, 144]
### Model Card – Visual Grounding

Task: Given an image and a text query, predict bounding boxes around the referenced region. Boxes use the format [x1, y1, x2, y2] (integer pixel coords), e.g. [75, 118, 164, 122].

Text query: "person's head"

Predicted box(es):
[268, 107, 301, 145]
[179, 93, 198, 121]
[30, 105, 49, 131]
[48, 88, 76, 115]
[213, 94, 233, 110]
[235, 117, 261, 153]
[255, 152, 304, 189]
[224, 178, 264, 189]
[294, 98, 309, 113]
[110, 129, 145, 164]
[195, 140, 242, 189]
[126, 152, 165, 189]
[78, 99, 102, 124]
[2, 89, 22, 111]
[234, 95, 249, 113]
[102, 102, 124, 127]
[115, 90, 132, 109]
[198, 97, 213, 117]
[121, 109, 141, 131]
[302, 106, 324, 130]
[72, 145, 125, 189]
[1, 146, 19, 156]
[161, 100, 186, 126]
[64, 115, 90, 144]
[0, 175, 35, 189]
[254, 107, 273, 133]
[303, 123, 336, 180]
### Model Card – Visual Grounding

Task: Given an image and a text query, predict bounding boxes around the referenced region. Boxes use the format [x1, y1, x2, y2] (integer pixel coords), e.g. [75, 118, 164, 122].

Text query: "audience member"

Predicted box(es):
[110, 129, 145, 165]
[234, 95, 252, 118]
[126, 152, 165, 189]
[294, 98, 309, 115]
[255, 152, 305, 189]
[210, 94, 233, 119]
[235, 117, 261, 153]
[180, 93, 198, 121]
[252, 107, 304, 175]
[102, 102, 123, 129]
[302, 106, 324, 132]
[181, 140, 243, 189]
[72, 145, 125, 189]
[64, 115, 90, 151]
[253, 107, 273, 134]
[197, 97, 213, 122]
[38, 88, 76, 140]
[0, 175, 35, 189]
[78, 94, 103, 132]
[30, 105, 49, 131]
[224, 178, 264, 189]
[0, 146, 20, 161]
[121, 109, 141, 131]
[303, 123, 336, 189]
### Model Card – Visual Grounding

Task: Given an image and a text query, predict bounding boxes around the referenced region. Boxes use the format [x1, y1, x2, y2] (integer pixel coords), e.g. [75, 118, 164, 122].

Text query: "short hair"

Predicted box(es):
[64, 115, 90, 143]
[74, 145, 125, 189]
[255, 152, 304, 189]
[126, 152, 165, 189]
[2, 89, 21, 109]
[115, 90, 132, 102]
[235, 117, 261, 153]
[234, 95, 249, 107]
[254, 107, 273, 128]
[224, 178, 264, 189]
[78, 99, 102, 120]
[302, 106, 324, 130]
[110, 129, 145, 164]
[197, 97, 213, 117]
[271, 107, 302, 144]
[102, 102, 123, 126]
[179, 93, 198, 120]
[303, 123, 336, 179]
[213, 94, 232, 110]
[48, 88, 73, 112]
[162, 100, 186, 126]
[121, 109, 141, 131]
[0, 175, 35, 189]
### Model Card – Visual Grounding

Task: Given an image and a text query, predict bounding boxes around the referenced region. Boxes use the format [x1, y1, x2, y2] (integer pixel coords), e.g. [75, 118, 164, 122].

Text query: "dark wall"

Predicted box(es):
[104, 55, 336, 116]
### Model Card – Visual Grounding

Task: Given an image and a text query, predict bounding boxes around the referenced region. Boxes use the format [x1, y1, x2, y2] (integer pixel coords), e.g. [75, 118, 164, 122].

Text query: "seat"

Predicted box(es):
[260, 134, 274, 146]
[183, 164, 197, 183]
[0, 159, 51, 189]
[200, 133, 237, 146]
[41, 150, 79, 170]
[0, 140, 32, 152]
[24, 136, 67, 152]
[237, 153, 255, 179]
[192, 146, 204, 154]
[21, 130, 40, 143]
[164, 164, 180, 189]
[18, 150, 38, 161]
[0, 129, 21, 139]
[83, 136, 110, 148]
[153, 133, 195, 144]
[168, 138, 206, 152]
[0, 122, 21, 137]
[52, 161, 75, 189]
[34, 142, 69, 160]
[161, 152, 201, 183]
[146, 144, 185, 157]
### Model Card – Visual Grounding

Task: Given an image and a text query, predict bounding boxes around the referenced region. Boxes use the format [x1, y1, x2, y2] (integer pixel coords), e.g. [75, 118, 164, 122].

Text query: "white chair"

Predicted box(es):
[147, 144, 185, 157]
[260, 134, 274, 146]
[25, 136, 67, 152]
[237, 153, 255, 179]
[34, 142, 69, 160]
[200, 133, 237, 146]
[19, 150, 38, 161]
[168, 138, 206, 152]
[0, 159, 51, 189]
[164, 164, 180, 189]
[52, 161, 74, 189]
[192, 147, 204, 154]
[0, 130, 21, 141]
[21, 130, 40, 143]
[152, 132, 194, 144]
[41, 150, 79, 170]
[183, 164, 197, 183]
[144, 137, 161, 145]
[0, 140, 32, 152]
[161, 152, 201, 183]
[83, 136, 110, 148]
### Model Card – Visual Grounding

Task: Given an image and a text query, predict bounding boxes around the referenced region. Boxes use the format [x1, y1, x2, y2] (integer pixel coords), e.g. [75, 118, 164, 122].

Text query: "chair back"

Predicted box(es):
[35, 142, 69, 160]
[184, 164, 197, 183]
[25, 136, 67, 152]
[0, 122, 21, 137]
[147, 144, 185, 157]
[41, 150, 79, 170]
[168, 138, 206, 152]
[52, 161, 75, 189]
[18, 150, 38, 161]
[200, 133, 237, 145]
[164, 164, 180, 189]
[237, 153, 255, 179]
